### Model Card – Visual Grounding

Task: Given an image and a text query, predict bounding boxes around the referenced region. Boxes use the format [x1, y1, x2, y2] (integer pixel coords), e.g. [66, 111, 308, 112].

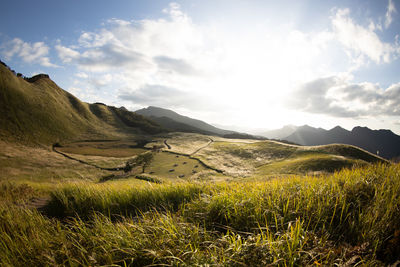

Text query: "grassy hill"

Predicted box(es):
[0, 63, 164, 145]
[146, 132, 385, 177]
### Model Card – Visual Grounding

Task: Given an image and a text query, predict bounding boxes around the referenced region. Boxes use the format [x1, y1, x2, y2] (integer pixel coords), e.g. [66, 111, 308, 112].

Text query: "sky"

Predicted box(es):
[1, 0, 400, 134]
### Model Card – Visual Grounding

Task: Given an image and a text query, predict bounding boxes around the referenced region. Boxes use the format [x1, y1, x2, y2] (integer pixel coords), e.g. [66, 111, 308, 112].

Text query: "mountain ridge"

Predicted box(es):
[284, 125, 400, 159]
[135, 106, 235, 136]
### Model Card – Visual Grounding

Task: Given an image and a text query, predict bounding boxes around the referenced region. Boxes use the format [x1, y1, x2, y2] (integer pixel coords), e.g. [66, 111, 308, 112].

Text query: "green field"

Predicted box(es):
[146, 152, 208, 180]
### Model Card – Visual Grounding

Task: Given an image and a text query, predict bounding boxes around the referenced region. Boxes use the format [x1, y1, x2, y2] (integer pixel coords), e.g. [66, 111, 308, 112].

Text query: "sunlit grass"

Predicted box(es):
[0, 163, 398, 265]
[46, 181, 210, 218]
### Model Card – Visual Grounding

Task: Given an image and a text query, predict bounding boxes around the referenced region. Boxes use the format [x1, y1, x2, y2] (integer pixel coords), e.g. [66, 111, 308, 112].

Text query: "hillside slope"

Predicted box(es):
[135, 106, 234, 136]
[193, 139, 384, 177]
[0, 63, 164, 144]
[146, 115, 216, 135]
[146, 132, 385, 177]
[285, 125, 400, 159]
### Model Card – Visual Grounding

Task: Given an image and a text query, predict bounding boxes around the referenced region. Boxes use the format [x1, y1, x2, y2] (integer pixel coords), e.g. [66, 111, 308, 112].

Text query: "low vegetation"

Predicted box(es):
[194, 139, 384, 176]
[57, 140, 147, 158]
[1, 163, 399, 266]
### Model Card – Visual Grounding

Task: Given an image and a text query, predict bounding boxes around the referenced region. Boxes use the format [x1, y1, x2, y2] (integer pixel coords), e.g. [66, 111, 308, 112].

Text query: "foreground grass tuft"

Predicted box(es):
[46, 182, 209, 218]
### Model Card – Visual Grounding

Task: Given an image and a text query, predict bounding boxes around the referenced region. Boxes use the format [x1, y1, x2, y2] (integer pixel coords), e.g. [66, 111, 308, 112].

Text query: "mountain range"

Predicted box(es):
[276, 125, 400, 160]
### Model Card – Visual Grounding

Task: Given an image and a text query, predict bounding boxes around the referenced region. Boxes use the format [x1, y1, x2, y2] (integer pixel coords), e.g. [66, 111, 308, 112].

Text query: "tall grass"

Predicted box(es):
[0, 163, 398, 265]
[1, 204, 380, 266]
[184, 163, 400, 262]
[47, 181, 211, 218]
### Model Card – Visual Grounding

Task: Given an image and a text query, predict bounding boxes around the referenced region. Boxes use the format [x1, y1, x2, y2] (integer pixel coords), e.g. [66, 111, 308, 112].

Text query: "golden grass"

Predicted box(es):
[192, 139, 383, 177]
[58, 146, 146, 158]
[1, 163, 397, 265]
[0, 141, 110, 182]
[146, 152, 209, 180]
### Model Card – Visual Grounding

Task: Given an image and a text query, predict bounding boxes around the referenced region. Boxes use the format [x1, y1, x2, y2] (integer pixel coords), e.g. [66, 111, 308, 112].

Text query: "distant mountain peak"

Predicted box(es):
[352, 126, 370, 132]
[298, 125, 325, 132]
[135, 106, 234, 136]
[281, 124, 298, 130]
[329, 126, 350, 134]
[331, 125, 344, 130]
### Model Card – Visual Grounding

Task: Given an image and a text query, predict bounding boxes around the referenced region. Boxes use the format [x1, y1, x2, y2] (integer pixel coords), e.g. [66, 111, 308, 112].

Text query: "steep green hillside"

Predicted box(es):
[0, 64, 164, 144]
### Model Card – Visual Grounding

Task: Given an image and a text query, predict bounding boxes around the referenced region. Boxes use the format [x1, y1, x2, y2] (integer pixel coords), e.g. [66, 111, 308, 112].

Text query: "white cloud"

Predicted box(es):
[385, 0, 397, 28]
[119, 84, 203, 108]
[55, 44, 80, 63]
[153, 55, 199, 75]
[90, 73, 113, 88]
[52, 3, 400, 128]
[106, 18, 131, 26]
[75, 72, 88, 79]
[332, 8, 398, 64]
[287, 76, 400, 118]
[0, 38, 57, 67]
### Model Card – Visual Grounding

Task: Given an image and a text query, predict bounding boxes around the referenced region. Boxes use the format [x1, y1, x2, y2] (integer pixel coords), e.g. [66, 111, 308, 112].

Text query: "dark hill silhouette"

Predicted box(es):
[284, 125, 400, 159]
[135, 106, 234, 136]
[146, 115, 216, 135]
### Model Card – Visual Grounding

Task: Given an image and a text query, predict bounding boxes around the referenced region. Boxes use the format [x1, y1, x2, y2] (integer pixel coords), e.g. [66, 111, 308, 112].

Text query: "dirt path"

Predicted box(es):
[164, 139, 171, 149]
[52, 145, 122, 171]
[190, 137, 214, 156]
[162, 138, 222, 173]
[163, 137, 213, 155]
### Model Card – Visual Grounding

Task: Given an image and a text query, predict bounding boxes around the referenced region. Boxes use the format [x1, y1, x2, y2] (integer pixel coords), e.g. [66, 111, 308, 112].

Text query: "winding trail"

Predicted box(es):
[188, 138, 223, 173]
[162, 137, 223, 173]
[52, 144, 122, 171]
[190, 137, 214, 156]
[53, 138, 224, 179]
[164, 139, 171, 149]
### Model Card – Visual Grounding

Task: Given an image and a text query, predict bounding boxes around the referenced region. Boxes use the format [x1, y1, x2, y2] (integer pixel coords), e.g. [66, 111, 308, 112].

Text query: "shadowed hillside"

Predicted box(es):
[0, 63, 165, 144]
[285, 125, 400, 159]
[135, 106, 235, 136]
